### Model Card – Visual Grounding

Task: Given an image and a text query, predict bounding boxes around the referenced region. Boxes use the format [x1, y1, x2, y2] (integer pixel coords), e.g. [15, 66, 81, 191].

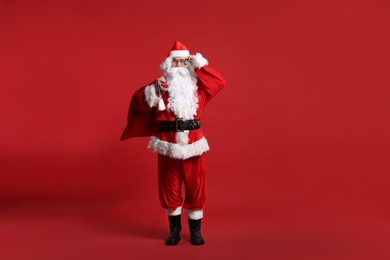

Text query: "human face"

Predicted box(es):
[171, 57, 187, 67]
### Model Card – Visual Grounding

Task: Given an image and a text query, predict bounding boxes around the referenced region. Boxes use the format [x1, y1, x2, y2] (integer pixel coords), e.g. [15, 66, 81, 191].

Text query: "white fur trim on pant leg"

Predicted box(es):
[166, 206, 182, 216]
[192, 53, 208, 69]
[186, 209, 203, 220]
[144, 84, 160, 108]
[148, 136, 210, 160]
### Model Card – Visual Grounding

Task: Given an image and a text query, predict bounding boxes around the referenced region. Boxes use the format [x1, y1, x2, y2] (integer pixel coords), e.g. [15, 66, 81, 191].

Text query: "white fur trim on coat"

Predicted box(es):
[148, 136, 210, 160]
[166, 206, 182, 216]
[144, 84, 160, 108]
[191, 53, 208, 69]
[176, 130, 189, 145]
[186, 209, 203, 220]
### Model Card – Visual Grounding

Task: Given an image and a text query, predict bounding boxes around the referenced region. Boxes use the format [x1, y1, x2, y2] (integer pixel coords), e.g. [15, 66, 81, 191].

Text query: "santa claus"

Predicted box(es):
[120, 41, 226, 246]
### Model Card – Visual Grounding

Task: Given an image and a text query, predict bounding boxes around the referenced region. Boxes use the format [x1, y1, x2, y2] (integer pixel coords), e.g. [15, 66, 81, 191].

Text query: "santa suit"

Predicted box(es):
[120, 53, 225, 220]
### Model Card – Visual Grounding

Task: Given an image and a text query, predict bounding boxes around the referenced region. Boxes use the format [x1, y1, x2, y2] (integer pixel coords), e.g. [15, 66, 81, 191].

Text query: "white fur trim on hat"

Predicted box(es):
[166, 206, 182, 216]
[186, 209, 203, 220]
[191, 53, 208, 69]
[147, 136, 210, 160]
[170, 50, 190, 57]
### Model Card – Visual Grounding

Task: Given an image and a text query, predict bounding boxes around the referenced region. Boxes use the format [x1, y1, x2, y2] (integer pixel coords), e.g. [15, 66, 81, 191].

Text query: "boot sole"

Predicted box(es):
[165, 238, 181, 246]
[190, 240, 205, 246]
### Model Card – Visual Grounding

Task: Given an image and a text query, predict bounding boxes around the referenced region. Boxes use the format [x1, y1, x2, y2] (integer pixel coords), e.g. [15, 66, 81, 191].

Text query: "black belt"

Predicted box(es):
[160, 119, 200, 132]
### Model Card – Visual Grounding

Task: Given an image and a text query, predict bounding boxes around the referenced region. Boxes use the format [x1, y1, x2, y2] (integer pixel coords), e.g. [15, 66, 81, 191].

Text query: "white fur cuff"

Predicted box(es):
[144, 84, 160, 108]
[186, 209, 203, 220]
[192, 53, 208, 69]
[166, 206, 182, 216]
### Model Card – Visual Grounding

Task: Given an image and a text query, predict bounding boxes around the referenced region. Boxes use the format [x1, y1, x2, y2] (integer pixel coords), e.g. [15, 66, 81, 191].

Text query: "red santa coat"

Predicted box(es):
[120, 63, 226, 160]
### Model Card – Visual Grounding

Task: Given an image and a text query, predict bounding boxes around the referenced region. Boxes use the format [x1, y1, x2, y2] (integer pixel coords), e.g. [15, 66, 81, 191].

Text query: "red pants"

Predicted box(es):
[158, 154, 205, 211]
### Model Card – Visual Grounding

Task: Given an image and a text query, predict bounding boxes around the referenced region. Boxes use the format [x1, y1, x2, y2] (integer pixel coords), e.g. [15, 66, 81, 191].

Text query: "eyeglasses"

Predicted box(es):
[171, 58, 187, 65]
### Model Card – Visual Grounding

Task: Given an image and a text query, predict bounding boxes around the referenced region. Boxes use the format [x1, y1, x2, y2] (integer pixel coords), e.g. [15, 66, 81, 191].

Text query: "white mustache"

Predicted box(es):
[166, 67, 191, 78]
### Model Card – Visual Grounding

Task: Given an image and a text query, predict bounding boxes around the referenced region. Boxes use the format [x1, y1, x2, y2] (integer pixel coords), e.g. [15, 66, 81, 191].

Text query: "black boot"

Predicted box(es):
[165, 215, 181, 245]
[188, 219, 205, 245]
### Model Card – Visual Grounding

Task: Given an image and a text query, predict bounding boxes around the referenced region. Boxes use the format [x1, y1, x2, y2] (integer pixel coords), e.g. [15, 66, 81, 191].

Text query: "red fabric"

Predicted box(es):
[171, 40, 188, 51]
[158, 154, 205, 210]
[119, 83, 159, 140]
[160, 82, 168, 90]
[120, 65, 226, 143]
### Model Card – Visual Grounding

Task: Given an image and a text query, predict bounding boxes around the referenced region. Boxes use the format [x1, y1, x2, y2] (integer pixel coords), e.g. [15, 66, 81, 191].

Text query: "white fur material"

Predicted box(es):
[158, 98, 166, 111]
[144, 84, 160, 108]
[148, 136, 210, 160]
[166, 206, 182, 216]
[186, 209, 203, 220]
[191, 53, 208, 69]
[145, 84, 166, 111]
[165, 67, 199, 120]
[176, 130, 189, 145]
[170, 50, 190, 57]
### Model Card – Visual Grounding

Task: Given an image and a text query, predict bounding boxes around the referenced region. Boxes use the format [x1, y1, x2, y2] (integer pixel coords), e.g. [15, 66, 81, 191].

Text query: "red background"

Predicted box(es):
[1, 0, 390, 259]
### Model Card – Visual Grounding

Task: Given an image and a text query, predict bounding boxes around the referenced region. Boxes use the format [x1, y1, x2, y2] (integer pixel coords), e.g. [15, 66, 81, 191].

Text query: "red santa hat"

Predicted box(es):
[168, 41, 190, 58]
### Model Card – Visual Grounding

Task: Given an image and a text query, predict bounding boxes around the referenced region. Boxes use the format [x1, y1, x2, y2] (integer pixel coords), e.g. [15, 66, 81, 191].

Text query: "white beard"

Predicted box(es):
[164, 66, 199, 120]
